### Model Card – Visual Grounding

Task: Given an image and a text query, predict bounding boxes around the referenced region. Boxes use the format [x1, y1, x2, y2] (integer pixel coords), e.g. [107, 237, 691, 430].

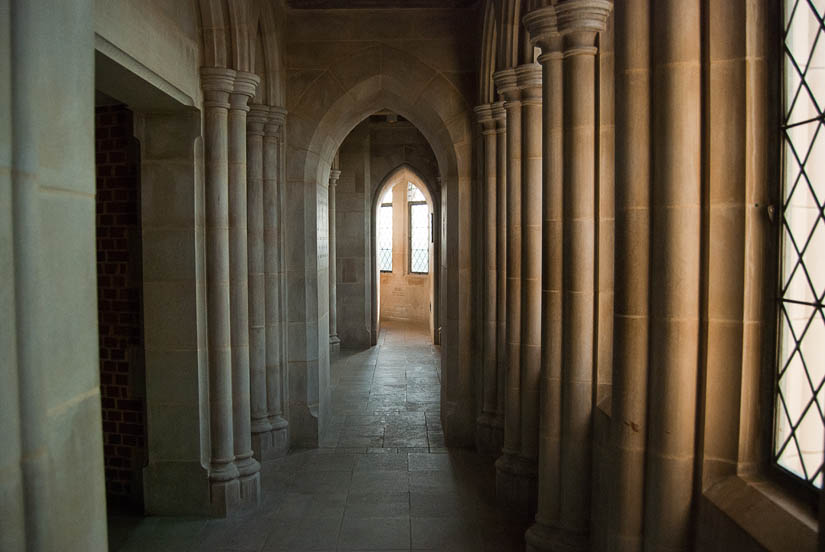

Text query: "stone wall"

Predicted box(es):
[94, 104, 147, 507]
[94, 0, 202, 109]
[368, 118, 439, 195]
[336, 122, 373, 349]
[2, 1, 108, 547]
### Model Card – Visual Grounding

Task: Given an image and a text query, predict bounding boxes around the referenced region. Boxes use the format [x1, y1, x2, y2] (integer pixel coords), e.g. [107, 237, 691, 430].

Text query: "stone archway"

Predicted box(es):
[371, 163, 441, 346]
[285, 45, 476, 447]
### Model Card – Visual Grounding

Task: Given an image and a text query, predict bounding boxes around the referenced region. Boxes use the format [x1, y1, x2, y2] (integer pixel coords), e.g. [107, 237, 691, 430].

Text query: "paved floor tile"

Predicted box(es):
[338, 516, 410, 550]
[107, 321, 528, 552]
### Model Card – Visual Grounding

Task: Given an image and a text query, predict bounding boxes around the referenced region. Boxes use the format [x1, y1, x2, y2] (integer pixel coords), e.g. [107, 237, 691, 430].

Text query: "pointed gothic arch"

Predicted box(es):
[370, 163, 441, 345]
[286, 44, 476, 446]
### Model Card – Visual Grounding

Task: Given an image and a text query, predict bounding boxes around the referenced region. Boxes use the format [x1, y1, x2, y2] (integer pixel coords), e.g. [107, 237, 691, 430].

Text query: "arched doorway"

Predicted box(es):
[371, 165, 440, 346]
[286, 45, 476, 447]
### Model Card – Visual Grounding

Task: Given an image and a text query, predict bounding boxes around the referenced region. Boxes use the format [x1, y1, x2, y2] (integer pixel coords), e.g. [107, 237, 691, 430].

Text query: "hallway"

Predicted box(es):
[109, 321, 528, 551]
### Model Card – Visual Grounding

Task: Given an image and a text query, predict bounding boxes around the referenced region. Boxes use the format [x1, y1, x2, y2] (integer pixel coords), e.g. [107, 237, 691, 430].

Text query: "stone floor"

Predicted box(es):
[108, 320, 528, 551]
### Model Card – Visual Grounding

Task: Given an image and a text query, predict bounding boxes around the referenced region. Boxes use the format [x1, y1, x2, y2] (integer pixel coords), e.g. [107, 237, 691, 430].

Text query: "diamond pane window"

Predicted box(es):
[408, 181, 426, 202]
[378, 194, 393, 272]
[409, 201, 429, 274]
[775, 0, 825, 489]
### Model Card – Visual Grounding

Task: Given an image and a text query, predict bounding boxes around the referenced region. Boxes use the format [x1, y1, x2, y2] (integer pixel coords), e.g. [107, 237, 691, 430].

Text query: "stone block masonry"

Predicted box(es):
[95, 104, 147, 508]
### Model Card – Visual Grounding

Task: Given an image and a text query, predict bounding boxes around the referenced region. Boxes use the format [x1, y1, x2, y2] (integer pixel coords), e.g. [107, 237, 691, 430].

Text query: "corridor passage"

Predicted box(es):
[110, 320, 528, 551]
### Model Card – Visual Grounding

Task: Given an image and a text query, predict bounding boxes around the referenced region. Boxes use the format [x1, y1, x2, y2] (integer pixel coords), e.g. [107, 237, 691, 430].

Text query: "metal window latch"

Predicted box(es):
[766, 204, 776, 223]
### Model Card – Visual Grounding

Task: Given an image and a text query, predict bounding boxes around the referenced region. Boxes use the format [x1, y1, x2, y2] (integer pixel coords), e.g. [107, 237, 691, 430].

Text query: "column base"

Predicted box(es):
[475, 413, 504, 456]
[209, 477, 240, 517]
[525, 520, 588, 552]
[238, 471, 261, 510]
[495, 452, 537, 517]
[252, 424, 289, 462]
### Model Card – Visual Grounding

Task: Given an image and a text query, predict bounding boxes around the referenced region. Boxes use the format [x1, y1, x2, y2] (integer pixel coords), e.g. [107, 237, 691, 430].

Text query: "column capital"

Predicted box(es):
[523, 6, 561, 54]
[230, 71, 261, 111]
[474, 104, 496, 133]
[493, 68, 521, 104]
[266, 106, 287, 136]
[515, 63, 543, 103]
[329, 169, 341, 186]
[556, 0, 612, 49]
[201, 67, 236, 108]
[248, 104, 269, 136]
[474, 103, 494, 122]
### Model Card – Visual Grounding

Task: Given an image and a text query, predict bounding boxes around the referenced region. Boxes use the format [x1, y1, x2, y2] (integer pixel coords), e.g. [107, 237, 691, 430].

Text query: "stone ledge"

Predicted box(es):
[698, 474, 817, 552]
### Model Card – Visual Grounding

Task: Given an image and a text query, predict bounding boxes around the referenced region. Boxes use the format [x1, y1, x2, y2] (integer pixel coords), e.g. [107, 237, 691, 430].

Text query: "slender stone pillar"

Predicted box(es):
[227, 71, 261, 504]
[493, 100, 508, 444]
[247, 104, 273, 461]
[329, 169, 342, 349]
[264, 107, 289, 457]
[523, 6, 564, 548]
[516, 63, 543, 476]
[557, 3, 611, 548]
[201, 67, 241, 513]
[473, 103, 503, 455]
[528, 1, 614, 548]
[592, 14, 616, 552]
[493, 68, 533, 513]
[607, 1, 650, 549]
[645, 1, 701, 549]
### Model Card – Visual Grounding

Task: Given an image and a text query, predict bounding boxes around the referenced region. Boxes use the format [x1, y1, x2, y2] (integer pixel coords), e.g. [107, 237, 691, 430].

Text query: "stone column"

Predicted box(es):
[329, 169, 342, 349]
[264, 107, 289, 457]
[516, 63, 543, 479]
[528, 1, 614, 548]
[473, 103, 502, 455]
[201, 67, 240, 512]
[524, 8, 564, 549]
[493, 68, 533, 513]
[227, 71, 261, 503]
[557, 3, 611, 548]
[607, 1, 650, 549]
[645, 1, 701, 549]
[247, 104, 273, 461]
[493, 100, 508, 445]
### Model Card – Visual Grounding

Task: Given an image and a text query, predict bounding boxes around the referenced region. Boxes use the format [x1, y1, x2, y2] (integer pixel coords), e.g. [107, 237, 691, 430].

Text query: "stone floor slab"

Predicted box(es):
[106, 321, 527, 552]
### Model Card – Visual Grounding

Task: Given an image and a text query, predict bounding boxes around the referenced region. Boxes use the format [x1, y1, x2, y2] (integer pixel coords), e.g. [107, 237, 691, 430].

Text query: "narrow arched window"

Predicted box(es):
[775, 0, 825, 489]
[407, 182, 429, 274]
[378, 187, 394, 273]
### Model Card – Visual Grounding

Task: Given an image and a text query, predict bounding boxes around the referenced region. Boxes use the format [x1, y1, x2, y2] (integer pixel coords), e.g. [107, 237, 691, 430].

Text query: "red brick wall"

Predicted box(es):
[95, 104, 146, 508]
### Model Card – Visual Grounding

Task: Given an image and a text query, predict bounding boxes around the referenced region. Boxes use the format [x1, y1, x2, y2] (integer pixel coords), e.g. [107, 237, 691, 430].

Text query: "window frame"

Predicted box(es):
[408, 200, 429, 275]
[771, 0, 825, 504]
[378, 200, 393, 273]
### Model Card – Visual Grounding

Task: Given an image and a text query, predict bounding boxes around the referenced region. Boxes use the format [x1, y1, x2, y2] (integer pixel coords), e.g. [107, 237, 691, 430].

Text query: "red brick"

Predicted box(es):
[96, 104, 145, 502]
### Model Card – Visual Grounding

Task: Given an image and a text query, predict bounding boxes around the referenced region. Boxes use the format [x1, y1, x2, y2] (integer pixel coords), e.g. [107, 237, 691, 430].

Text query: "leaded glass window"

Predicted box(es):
[378, 188, 393, 272]
[775, 0, 825, 489]
[408, 182, 429, 274]
[408, 181, 426, 202]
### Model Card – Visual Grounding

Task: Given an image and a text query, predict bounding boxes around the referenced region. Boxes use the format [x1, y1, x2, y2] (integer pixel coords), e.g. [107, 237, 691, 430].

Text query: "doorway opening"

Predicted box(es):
[97, 50, 206, 532]
[374, 175, 437, 343]
[329, 112, 441, 353]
